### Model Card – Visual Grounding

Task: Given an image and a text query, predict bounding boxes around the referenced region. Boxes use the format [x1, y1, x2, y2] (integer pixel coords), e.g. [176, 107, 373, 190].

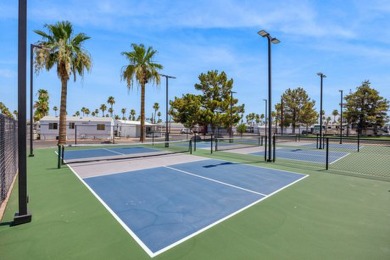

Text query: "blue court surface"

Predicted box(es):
[80, 159, 307, 257]
[63, 146, 159, 161]
[301, 142, 358, 150]
[251, 148, 349, 164]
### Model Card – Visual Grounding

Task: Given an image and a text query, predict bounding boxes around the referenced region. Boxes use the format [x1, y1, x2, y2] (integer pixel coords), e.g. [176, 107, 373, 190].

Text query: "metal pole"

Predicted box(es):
[317, 72, 326, 149]
[263, 99, 267, 143]
[267, 36, 272, 161]
[339, 90, 343, 144]
[29, 44, 34, 157]
[230, 91, 236, 141]
[159, 74, 176, 147]
[14, 0, 32, 225]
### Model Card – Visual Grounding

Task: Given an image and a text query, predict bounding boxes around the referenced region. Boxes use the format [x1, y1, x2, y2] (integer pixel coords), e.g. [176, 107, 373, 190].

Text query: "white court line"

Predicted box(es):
[67, 158, 308, 258]
[164, 166, 267, 196]
[329, 152, 350, 165]
[102, 148, 126, 155]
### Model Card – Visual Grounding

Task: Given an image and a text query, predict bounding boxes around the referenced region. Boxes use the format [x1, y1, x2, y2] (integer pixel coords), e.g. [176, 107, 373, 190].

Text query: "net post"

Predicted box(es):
[357, 133, 360, 152]
[57, 145, 61, 169]
[326, 137, 329, 170]
[316, 134, 319, 149]
[61, 145, 65, 165]
[210, 134, 213, 154]
[272, 134, 276, 162]
[193, 133, 197, 151]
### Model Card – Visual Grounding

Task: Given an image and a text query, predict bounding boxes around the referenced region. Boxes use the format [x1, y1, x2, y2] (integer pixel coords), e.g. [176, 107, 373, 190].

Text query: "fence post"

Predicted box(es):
[210, 134, 214, 154]
[273, 134, 276, 162]
[264, 135, 267, 161]
[0, 115, 5, 201]
[193, 133, 197, 151]
[316, 134, 319, 149]
[357, 133, 360, 152]
[57, 145, 61, 169]
[326, 138, 329, 170]
[75, 125, 77, 145]
[189, 140, 192, 154]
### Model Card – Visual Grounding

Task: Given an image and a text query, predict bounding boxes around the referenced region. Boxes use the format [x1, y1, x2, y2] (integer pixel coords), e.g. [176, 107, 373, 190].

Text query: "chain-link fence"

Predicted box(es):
[0, 114, 18, 207]
[274, 135, 390, 181]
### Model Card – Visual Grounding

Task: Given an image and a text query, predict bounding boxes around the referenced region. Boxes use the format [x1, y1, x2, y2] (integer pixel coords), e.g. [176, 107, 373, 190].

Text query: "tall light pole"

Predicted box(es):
[29, 44, 45, 157]
[230, 90, 236, 139]
[263, 99, 267, 137]
[14, 0, 31, 225]
[258, 30, 280, 162]
[317, 72, 326, 149]
[339, 89, 343, 144]
[159, 74, 176, 147]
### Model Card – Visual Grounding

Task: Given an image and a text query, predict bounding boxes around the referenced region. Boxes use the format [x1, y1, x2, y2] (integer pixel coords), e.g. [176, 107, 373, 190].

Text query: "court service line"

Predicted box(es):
[164, 166, 268, 197]
[103, 148, 126, 155]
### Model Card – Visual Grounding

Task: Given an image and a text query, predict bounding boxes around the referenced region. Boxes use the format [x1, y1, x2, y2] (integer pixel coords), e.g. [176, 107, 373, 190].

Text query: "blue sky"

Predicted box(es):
[1, 0, 390, 120]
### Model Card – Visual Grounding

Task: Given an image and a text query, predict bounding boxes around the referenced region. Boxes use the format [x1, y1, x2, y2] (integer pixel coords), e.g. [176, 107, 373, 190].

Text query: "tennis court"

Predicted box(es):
[68, 154, 307, 257]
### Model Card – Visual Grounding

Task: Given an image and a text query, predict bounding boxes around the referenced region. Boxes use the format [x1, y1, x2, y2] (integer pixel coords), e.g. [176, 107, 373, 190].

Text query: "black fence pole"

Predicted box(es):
[326, 138, 329, 170]
[264, 135, 267, 161]
[75, 125, 77, 145]
[358, 133, 360, 152]
[272, 134, 276, 162]
[61, 145, 65, 165]
[189, 140, 192, 154]
[57, 145, 61, 169]
[210, 134, 214, 154]
[193, 133, 197, 152]
[316, 134, 319, 149]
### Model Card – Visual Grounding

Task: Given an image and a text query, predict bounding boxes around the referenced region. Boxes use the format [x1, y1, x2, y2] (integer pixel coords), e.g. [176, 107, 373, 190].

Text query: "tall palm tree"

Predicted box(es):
[157, 111, 161, 123]
[153, 102, 159, 124]
[85, 108, 90, 117]
[34, 89, 50, 121]
[34, 21, 91, 145]
[81, 107, 86, 116]
[332, 109, 339, 123]
[53, 106, 58, 117]
[121, 43, 163, 142]
[94, 108, 99, 117]
[107, 96, 115, 118]
[130, 109, 136, 121]
[121, 108, 127, 120]
[100, 104, 107, 117]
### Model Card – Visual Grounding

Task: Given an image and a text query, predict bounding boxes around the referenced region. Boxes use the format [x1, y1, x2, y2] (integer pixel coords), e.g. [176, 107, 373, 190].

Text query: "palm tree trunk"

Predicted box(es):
[58, 78, 68, 145]
[140, 83, 145, 142]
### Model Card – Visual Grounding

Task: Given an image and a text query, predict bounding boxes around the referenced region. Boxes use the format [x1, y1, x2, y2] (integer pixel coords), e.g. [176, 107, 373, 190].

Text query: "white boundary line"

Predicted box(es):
[67, 157, 308, 258]
[102, 147, 126, 155]
[329, 152, 350, 165]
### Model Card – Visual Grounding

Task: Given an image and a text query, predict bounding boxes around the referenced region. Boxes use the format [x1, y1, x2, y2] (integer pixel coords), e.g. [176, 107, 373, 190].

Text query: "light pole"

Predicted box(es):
[263, 99, 267, 137]
[29, 44, 45, 157]
[230, 90, 236, 140]
[317, 72, 326, 149]
[339, 89, 343, 144]
[159, 74, 176, 147]
[258, 30, 280, 162]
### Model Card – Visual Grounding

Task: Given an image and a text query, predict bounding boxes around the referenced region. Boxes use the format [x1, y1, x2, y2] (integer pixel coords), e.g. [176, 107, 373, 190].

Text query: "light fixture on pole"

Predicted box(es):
[258, 30, 280, 162]
[339, 89, 343, 144]
[317, 72, 326, 149]
[159, 74, 176, 147]
[229, 90, 236, 140]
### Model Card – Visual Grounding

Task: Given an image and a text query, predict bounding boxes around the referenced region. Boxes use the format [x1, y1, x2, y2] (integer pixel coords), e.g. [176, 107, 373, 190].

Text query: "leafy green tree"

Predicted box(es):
[344, 80, 389, 134]
[100, 104, 107, 117]
[34, 89, 49, 121]
[34, 21, 92, 145]
[0, 102, 14, 119]
[278, 87, 317, 134]
[236, 123, 247, 137]
[121, 43, 163, 142]
[170, 94, 203, 130]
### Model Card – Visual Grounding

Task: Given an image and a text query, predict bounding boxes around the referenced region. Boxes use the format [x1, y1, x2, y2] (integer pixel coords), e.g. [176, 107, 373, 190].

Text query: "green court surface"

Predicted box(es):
[1, 148, 389, 259]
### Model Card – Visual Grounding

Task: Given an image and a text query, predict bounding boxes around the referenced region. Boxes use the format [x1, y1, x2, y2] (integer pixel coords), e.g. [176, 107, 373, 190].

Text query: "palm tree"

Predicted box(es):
[153, 102, 159, 124]
[74, 111, 80, 117]
[157, 111, 161, 123]
[81, 107, 86, 116]
[34, 89, 50, 121]
[94, 109, 99, 117]
[107, 96, 115, 118]
[34, 21, 92, 145]
[53, 106, 58, 117]
[121, 108, 127, 120]
[130, 109, 136, 121]
[108, 107, 113, 118]
[121, 43, 163, 142]
[332, 109, 339, 123]
[85, 108, 90, 117]
[100, 104, 107, 117]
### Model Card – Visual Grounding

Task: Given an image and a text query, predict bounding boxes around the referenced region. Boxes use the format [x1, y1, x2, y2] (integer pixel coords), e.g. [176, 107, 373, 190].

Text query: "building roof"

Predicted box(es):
[115, 120, 155, 126]
[39, 116, 114, 123]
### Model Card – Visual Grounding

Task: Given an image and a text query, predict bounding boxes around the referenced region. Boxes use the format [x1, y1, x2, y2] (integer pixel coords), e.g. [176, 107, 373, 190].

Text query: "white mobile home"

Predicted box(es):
[38, 116, 114, 141]
[114, 120, 159, 138]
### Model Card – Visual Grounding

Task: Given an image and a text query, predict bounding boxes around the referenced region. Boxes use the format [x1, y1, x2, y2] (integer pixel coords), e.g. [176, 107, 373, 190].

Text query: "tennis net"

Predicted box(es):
[61, 140, 192, 164]
[215, 136, 263, 152]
